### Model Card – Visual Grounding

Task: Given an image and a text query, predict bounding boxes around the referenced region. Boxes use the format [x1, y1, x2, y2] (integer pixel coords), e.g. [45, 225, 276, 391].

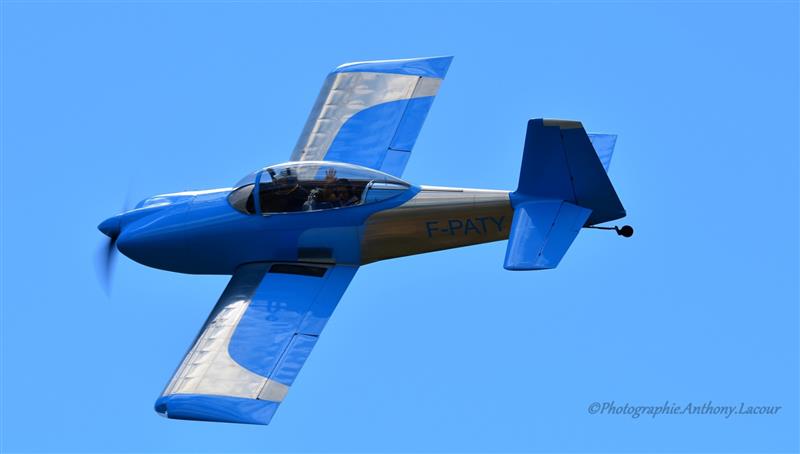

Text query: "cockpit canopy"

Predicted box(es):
[228, 161, 411, 215]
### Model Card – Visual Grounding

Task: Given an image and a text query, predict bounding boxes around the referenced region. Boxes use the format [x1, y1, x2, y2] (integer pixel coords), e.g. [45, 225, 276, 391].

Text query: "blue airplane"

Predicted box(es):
[98, 56, 632, 425]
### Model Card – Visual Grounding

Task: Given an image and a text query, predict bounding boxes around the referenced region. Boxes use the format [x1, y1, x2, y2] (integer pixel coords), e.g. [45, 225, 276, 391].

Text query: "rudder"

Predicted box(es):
[515, 119, 626, 225]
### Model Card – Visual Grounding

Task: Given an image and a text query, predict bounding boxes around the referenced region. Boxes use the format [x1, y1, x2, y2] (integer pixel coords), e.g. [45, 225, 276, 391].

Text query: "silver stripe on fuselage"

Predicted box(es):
[360, 186, 513, 264]
[291, 72, 442, 162]
[161, 263, 289, 402]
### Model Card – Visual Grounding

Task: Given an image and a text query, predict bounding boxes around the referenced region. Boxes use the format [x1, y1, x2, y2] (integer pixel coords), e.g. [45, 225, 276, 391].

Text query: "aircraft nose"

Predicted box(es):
[99, 199, 183, 242]
[98, 215, 121, 238]
[116, 222, 184, 260]
[113, 204, 191, 271]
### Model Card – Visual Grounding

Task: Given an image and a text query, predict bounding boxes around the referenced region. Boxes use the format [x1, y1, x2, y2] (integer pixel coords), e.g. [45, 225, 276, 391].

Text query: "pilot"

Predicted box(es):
[268, 168, 309, 212]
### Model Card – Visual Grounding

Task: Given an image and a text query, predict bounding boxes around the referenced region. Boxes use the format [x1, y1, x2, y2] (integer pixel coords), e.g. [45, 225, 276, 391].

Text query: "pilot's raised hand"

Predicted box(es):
[325, 168, 337, 183]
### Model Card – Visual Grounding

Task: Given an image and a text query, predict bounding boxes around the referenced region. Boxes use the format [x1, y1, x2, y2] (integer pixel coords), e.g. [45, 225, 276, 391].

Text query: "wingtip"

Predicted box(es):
[333, 55, 454, 79]
[154, 394, 279, 425]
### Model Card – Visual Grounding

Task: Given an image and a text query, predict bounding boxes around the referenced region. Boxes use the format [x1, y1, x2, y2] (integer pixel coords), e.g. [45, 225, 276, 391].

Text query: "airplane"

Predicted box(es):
[97, 56, 632, 425]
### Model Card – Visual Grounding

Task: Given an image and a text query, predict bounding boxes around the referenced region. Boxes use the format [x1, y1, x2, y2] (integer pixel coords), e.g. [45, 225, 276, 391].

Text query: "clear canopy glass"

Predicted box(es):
[235, 161, 408, 188]
[230, 161, 410, 214]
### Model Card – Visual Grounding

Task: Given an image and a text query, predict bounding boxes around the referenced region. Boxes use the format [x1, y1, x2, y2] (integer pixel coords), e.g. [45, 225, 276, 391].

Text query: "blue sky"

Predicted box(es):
[1, 1, 798, 452]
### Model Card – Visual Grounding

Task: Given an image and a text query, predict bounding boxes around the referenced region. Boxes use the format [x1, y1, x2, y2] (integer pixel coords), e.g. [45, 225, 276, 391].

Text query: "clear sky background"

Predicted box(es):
[1, 1, 798, 453]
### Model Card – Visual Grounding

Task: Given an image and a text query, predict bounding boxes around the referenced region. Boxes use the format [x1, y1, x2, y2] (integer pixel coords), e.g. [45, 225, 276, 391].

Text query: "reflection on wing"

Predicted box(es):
[291, 56, 452, 178]
[155, 262, 357, 425]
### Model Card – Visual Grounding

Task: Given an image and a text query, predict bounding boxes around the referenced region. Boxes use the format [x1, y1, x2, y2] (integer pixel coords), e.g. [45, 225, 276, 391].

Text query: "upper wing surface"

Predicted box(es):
[155, 262, 357, 425]
[290, 56, 452, 178]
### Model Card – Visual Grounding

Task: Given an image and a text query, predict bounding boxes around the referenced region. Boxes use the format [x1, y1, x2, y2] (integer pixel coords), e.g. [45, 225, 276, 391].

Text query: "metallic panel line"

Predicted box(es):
[411, 77, 441, 98]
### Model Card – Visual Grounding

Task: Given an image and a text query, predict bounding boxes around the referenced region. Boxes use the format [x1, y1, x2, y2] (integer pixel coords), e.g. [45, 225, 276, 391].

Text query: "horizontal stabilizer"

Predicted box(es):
[504, 200, 591, 270]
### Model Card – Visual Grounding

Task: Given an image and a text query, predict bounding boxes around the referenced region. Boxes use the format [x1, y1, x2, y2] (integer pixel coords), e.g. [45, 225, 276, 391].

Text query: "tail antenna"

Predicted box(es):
[586, 224, 634, 238]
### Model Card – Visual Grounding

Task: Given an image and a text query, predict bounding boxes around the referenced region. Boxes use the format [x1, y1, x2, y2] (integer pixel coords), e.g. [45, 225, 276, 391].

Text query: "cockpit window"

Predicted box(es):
[228, 184, 255, 214]
[229, 161, 409, 215]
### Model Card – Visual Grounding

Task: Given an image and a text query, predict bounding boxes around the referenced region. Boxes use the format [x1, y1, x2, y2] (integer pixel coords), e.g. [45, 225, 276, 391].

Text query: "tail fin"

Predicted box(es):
[504, 119, 627, 271]
[515, 119, 625, 225]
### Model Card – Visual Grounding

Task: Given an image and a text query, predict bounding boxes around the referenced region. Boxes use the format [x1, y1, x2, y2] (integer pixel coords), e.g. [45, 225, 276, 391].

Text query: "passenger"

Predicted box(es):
[323, 188, 341, 207]
[335, 179, 360, 207]
[302, 189, 320, 211]
[303, 187, 340, 211]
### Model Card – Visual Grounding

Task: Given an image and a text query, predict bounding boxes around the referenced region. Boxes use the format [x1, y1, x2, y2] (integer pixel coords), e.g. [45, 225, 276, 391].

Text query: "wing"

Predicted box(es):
[290, 56, 452, 178]
[155, 262, 358, 425]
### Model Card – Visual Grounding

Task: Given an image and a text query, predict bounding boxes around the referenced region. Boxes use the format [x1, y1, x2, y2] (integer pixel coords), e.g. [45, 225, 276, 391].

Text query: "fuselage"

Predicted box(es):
[361, 186, 512, 264]
[103, 181, 512, 275]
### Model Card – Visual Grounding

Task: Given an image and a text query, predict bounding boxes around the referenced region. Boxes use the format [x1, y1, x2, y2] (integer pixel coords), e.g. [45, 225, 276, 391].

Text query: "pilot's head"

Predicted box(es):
[275, 168, 298, 186]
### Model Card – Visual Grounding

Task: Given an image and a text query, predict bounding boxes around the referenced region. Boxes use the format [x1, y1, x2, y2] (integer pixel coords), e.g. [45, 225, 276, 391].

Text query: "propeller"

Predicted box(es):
[96, 193, 131, 296]
[97, 232, 119, 295]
